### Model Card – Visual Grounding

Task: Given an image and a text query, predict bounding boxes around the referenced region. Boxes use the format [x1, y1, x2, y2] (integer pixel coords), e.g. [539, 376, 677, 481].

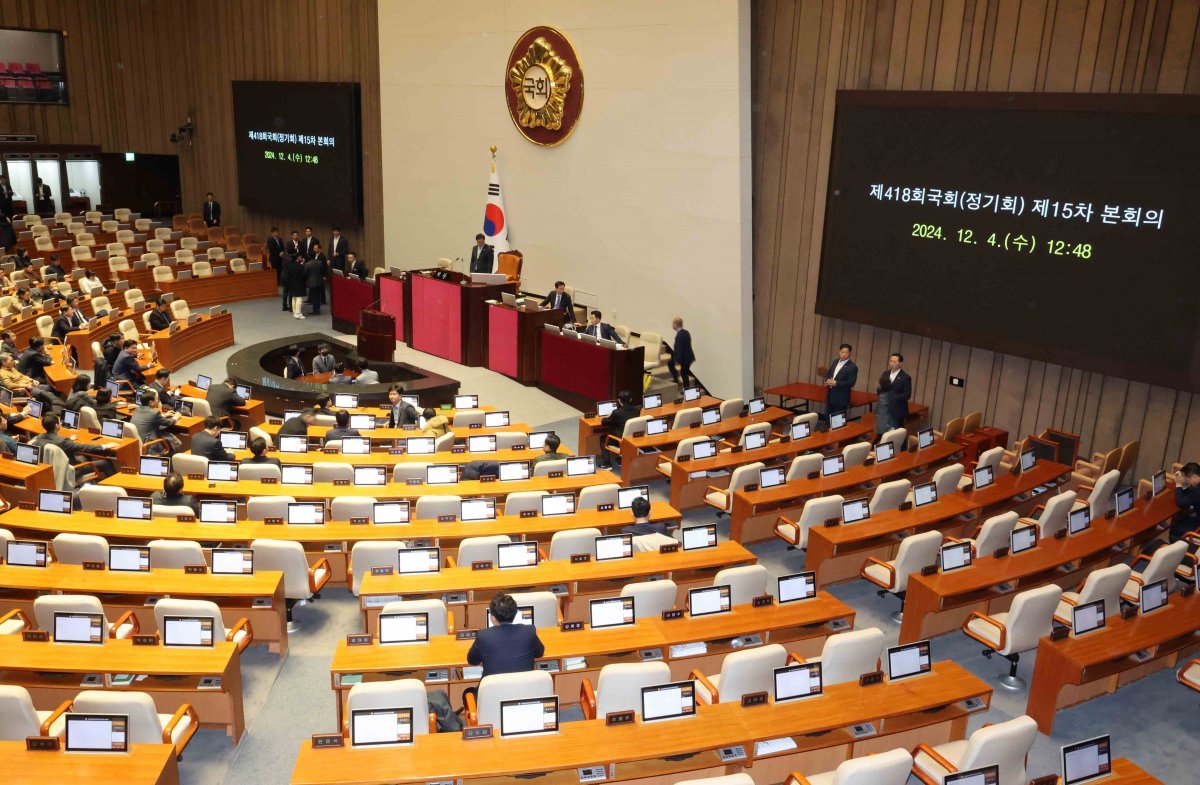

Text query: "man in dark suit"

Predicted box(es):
[267, 227, 286, 304]
[132, 389, 181, 454]
[148, 369, 177, 411]
[324, 409, 361, 443]
[0, 175, 13, 216]
[148, 298, 173, 332]
[205, 378, 246, 420]
[284, 345, 305, 379]
[583, 310, 624, 345]
[327, 227, 349, 272]
[539, 281, 574, 324]
[244, 436, 282, 469]
[33, 178, 51, 213]
[18, 338, 54, 384]
[667, 317, 695, 388]
[823, 343, 858, 424]
[190, 417, 234, 462]
[279, 408, 316, 437]
[202, 192, 221, 227]
[31, 413, 116, 477]
[303, 245, 326, 315]
[112, 340, 154, 383]
[286, 230, 302, 257]
[875, 352, 911, 436]
[469, 233, 493, 274]
[598, 390, 639, 468]
[347, 253, 370, 280]
[301, 226, 319, 258]
[51, 301, 84, 343]
[385, 386, 419, 428]
[466, 593, 545, 678]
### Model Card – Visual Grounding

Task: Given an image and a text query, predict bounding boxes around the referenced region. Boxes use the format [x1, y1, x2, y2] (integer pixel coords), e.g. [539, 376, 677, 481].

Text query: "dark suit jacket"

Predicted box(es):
[267, 237, 286, 268]
[301, 236, 319, 257]
[602, 403, 641, 438]
[469, 244, 493, 274]
[386, 402, 420, 428]
[112, 351, 150, 382]
[205, 384, 245, 418]
[149, 309, 172, 332]
[466, 622, 545, 678]
[350, 261, 370, 279]
[824, 359, 858, 415]
[284, 357, 304, 380]
[52, 314, 79, 343]
[877, 369, 911, 423]
[244, 455, 282, 469]
[203, 200, 221, 226]
[672, 329, 695, 366]
[302, 256, 325, 288]
[148, 381, 175, 410]
[278, 415, 310, 436]
[327, 235, 349, 269]
[584, 322, 623, 345]
[191, 431, 233, 462]
[539, 290, 574, 322]
[325, 427, 360, 442]
[34, 431, 110, 463]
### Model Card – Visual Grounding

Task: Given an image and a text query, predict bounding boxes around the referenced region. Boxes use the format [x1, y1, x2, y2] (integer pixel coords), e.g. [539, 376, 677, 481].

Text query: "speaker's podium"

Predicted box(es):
[404, 269, 516, 366]
[357, 308, 396, 361]
[538, 327, 645, 411]
[487, 298, 566, 385]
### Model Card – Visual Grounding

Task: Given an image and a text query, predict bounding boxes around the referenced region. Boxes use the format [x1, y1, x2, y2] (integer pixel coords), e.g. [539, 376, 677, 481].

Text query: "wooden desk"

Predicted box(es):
[0, 562, 289, 656]
[486, 301, 566, 384]
[404, 269, 516, 366]
[898, 489, 1180, 644]
[1026, 591, 1200, 733]
[615, 406, 794, 485]
[0, 453, 56, 491]
[0, 742, 180, 785]
[0, 635, 245, 744]
[146, 312, 235, 370]
[577, 395, 723, 455]
[230, 445, 564, 468]
[12, 417, 140, 469]
[539, 329, 645, 412]
[730, 439, 965, 544]
[332, 596, 855, 723]
[359, 540, 757, 628]
[660, 421, 875, 512]
[1041, 759, 1161, 785]
[179, 382, 266, 426]
[764, 381, 930, 423]
[158, 268, 278, 309]
[291, 661, 990, 785]
[805, 461, 1072, 586]
[66, 309, 136, 367]
[257, 421, 532, 441]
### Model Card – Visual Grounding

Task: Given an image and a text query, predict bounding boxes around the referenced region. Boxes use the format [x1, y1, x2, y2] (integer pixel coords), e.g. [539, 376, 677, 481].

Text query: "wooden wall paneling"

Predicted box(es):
[1159, 2, 1200, 91]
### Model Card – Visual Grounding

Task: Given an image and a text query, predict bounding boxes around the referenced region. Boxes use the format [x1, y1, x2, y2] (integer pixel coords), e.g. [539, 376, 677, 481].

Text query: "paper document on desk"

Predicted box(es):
[706, 469, 730, 478]
[99, 442, 120, 450]
[669, 642, 707, 658]
[462, 665, 484, 680]
[754, 737, 797, 756]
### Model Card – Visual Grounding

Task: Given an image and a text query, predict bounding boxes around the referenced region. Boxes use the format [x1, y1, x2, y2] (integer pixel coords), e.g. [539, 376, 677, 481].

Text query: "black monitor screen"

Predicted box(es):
[818, 91, 1200, 391]
[232, 81, 362, 221]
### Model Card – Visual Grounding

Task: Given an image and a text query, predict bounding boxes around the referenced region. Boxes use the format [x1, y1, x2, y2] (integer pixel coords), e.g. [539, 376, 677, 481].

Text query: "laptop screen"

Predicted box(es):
[688, 585, 731, 617]
[196, 374, 212, 390]
[211, 548, 254, 575]
[199, 500, 237, 523]
[691, 439, 718, 460]
[778, 572, 816, 603]
[1011, 526, 1037, 554]
[6, 539, 48, 567]
[64, 714, 129, 752]
[219, 431, 247, 450]
[744, 430, 767, 450]
[61, 409, 80, 429]
[116, 496, 152, 520]
[887, 640, 932, 680]
[701, 408, 721, 426]
[640, 681, 696, 722]
[1069, 506, 1091, 535]
[595, 534, 633, 561]
[499, 697, 559, 737]
[426, 464, 458, 485]
[349, 414, 376, 430]
[540, 493, 575, 517]
[1151, 470, 1166, 496]
[566, 456, 595, 476]
[279, 435, 309, 453]
[484, 411, 510, 428]
[683, 387, 701, 402]
[461, 498, 496, 522]
[108, 545, 150, 572]
[353, 466, 387, 486]
[497, 541, 539, 569]
[39, 489, 71, 514]
[682, 524, 716, 551]
[206, 461, 238, 482]
[13, 442, 40, 465]
[589, 596, 635, 629]
[841, 498, 870, 524]
[829, 411, 847, 430]
[341, 436, 371, 455]
[973, 465, 994, 490]
[913, 482, 938, 507]
[406, 437, 435, 455]
[645, 417, 669, 436]
[379, 612, 428, 644]
[333, 393, 358, 409]
[821, 455, 844, 476]
[350, 707, 414, 747]
[1071, 599, 1105, 636]
[759, 467, 786, 489]
[54, 612, 105, 644]
[1114, 487, 1135, 515]
[874, 440, 895, 463]
[528, 431, 551, 450]
[791, 421, 812, 440]
[486, 606, 533, 628]
[1062, 735, 1113, 785]
[943, 767, 999, 785]
[162, 615, 215, 647]
[940, 541, 973, 572]
[617, 485, 650, 509]
[453, 395, 478, 410]
[596, 400, 616, 418]
[774, 662, 823, 702]
[642, 393, 662, 409]
[917, 427, 934, 449]
[1020, 448, 1037, 473]
[281, 464, 313, 485]
[468, 435, 496, 453]
[1140, 578, 1168, 614]
[498, 461, 530, 482]
[287, 502, 325, 524]
[748, 397, 766, 415]
[373, 501, 410, 524]
[398, 547, 440, 574]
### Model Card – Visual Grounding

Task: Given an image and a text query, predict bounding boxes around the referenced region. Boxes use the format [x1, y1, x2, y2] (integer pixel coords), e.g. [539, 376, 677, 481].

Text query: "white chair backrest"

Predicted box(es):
[673, 436, 710, 461]
[330, 496, 374, 521]
[346, 680, 431, 736]
[730, 461, 766, 494]
[414, 495, 462, 520]
[152, 597, 224, 633]
[348, 541, 406, 596]
[476, 671, 554, 728]
[620, 579, 678, 619]
[786, 453, 822, 482]
[507, 591, 559, 628]
[879, 427, 907, 454]
[380, 599, 450, 636]
[1140, 540, 1188, 591]
[36, 442, 74, 491]
[620, 416, 649, 438]
[719, 398, 744, 420]
[456, 535, 512, 569]
[451, 410, 484, 427]
[738, 421, 772, 447]
[713, 564, 768, 605]
[1036, 490, 1078, 537]
[78, 484, 126, 512]
[34, 594, 106, 631]
[251, 539, 314, 599]
[816, 628, 885, 685]
[312, 461, 352, 484]
[1075, 563, 1132, 619]
[932, 463, 965, 496]
[71, 691, 165, 745]
[1087, 470, 1121, 518]
[246, 496, 293, 520]
[578, 484, 619, 510]
[532, 459, 566, 478]
[955, 714, 1038, 785]
[824, 747, 913, 785]
[548, 528, 602, 561]
[502, 491, 546, 516]
[0, 686, 41, 740]
[976, 446, 1005, 474]
[171, 452, 208, 475]
[52, 533, 107, 565]
[671, 407, 702, 430]
[890, 530, 943, 593]
[392, 462, 430, 483]
[152, 503, 197, 519]
[494, 432, 527, 449]
[148, 539, 204, 569]
[713, 643, 787, 702]
[842, 441, 871, 467]
[238, 463, 281, 482]
[792, 494, 845, 549]
[974, 511, 1018, 555]
[595, 662, 672, 718]
[1001, 585, 1062, 655]
[869, 479, 911, 513]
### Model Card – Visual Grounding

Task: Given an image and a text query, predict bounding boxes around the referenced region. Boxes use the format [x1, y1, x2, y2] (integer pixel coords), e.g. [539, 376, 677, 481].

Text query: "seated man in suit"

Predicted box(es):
[131, 389, 181, 455]
[467, 593, 545, 679]
[324, 409, 361, 443]
[31, 413, 116, 478]
[582, 310, 624, 345]
[91, 388, 123, 422]
[279, 408, 317, 437]
[151, 472, 198, 514]
[190, 416, 234, 462]
[598, 390, 639, 468]
[42, 255, 67, 281]
[243, 436, 282, 469]
[205, 377, 246, 421]
[355, 358, 379, 385]
[538, 281, 574, 324]
[312, 343, 336, 375]
[111, 339, 155, 384]
[148, 368, 178, 411]
[1170, 462, 1200, 542]
[328, 362, 354, 384]
[532, 433, 568, 465]
[385, 386, 419, 428]
[51, 301, 85, 343]
[347, 252, 370, 280]
[148, 298, 173, 332]
[468, 233, 493, 274]
[284, 345, 305, 380]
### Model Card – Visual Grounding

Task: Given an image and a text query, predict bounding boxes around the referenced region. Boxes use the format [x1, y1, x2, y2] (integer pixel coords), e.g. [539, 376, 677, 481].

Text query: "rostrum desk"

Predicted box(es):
[538, 329, 645, 411]
[1, 741, 180, 785]
[487, 300, 566, 384]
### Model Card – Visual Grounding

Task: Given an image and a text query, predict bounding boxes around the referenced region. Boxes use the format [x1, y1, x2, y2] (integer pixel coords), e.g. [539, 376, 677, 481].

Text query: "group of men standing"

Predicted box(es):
[263, 225, 367, 319]
[822, 342, 912, 435]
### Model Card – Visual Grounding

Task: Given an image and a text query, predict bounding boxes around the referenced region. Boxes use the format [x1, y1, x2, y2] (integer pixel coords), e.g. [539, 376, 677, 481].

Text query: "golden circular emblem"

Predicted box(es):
[505, 27, 584, 146]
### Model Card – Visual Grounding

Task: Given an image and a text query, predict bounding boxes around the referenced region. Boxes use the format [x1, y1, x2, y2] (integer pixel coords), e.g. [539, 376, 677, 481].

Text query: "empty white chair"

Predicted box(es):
[803, 627, 885, 685]
[719, 398, 744, 420]
[250, 539, 330, 631]
[414, 495, 462, 520]
[171, 453, 208, 476]
[638, 331, 664, 372]
[1080, 469, 1120, 519]
[869, 479, 911, 514]
[206, 246, 225, 261]
[548, 528, 602, 561]
[713, 564, 769, 605]
[578, 483, 619, 510]
[451, 410, 484, 427]
[155, 226, 172, 240]
[71, 690, 197, 759]
[878, 427, 908, 454]
[170, 299, 190, 320]
[152, 265, 175, 284]
[912, 714, 1037, 785]
[774, 494, 845, 549]
[148, 539, 205, 570]
[52, 533, 107, 565]
[346, 680, 434, 736]
[736, 421, 773, 448]
[330, 496, 374, 521]
[974, 446, 1006, 475]
[963, 584, 1062, 689]
[964, 511, 1018, 557]
[153, 598, 252, 652]
[0, 685, 65, 740]
[101, 220, 119, 233]
[1121, 540, 1188, 601]
[239, 463, 281, 482]
[454, 535, 511, 569]
[930, 463, 965, 497]
[392, 462, 431, 483]
[861, 529, 942, 622]
[679, 776, 753, 785]
[78, 484, 126, 512]
[379, 599, 452, 636]
[494, 432, 527, 449]
[246, 496, 294, 521]
[788, 747, 913, 785]
[532, 459, 566, 478]
[581, 661, 673, 719]
[1019, 490, 1080, 538]
[620, 579, 678, 619]
[673, 435, 712, 461]
[703, 461, 765, 514]
[312, 461, 352, 484]
[90, 295, 112, 314]
[348, 541, 405, 596]
[34, 594, 137, 639]
[192, 260, 213, 278]
[503, 491, 546, 516]
[786, 452, 823, 481]
[507, 591, 560, 628]
[1054, 563, 1132, 626]
[434, 432, 456, 452]
[842, 441, 872, 467]
[671, 407, 702, 430]
[470, 670, 553, 727]
[692, 643, 787, 703]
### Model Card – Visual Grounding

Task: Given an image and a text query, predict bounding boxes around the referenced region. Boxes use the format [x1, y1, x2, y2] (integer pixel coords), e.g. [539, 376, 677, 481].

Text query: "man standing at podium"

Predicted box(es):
[539, 281, 574, 324]
[469, 233, 493, 274]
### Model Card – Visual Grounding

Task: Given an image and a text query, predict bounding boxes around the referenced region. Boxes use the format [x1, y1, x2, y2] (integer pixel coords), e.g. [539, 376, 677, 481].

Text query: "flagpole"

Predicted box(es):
[490, 145, 497, 173]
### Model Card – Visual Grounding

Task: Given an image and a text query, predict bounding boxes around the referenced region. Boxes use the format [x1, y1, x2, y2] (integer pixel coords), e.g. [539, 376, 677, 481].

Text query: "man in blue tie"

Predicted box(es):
[539, 280, 574, 324]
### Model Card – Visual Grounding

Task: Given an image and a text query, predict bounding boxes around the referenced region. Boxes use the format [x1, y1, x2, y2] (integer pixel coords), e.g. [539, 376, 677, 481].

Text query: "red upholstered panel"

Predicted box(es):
[410, 274, 462, 363]
[331, 274, 376, 325]
[540, 330, 611, 401]
[379, 275, 405, 341]
[488, 304, 519, 378]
